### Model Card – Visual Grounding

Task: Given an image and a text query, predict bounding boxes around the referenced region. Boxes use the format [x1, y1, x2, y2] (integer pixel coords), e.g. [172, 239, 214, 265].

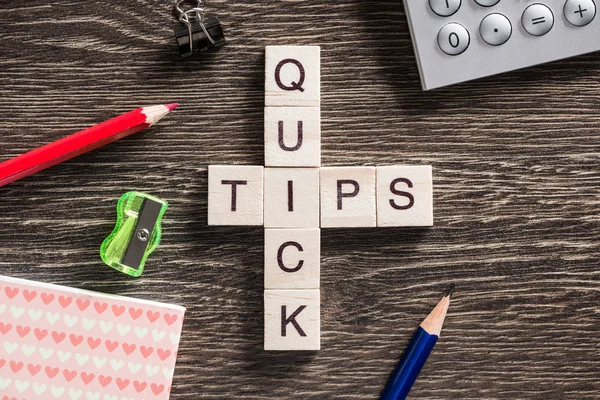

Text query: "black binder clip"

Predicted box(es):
[174, 0, 225, 59]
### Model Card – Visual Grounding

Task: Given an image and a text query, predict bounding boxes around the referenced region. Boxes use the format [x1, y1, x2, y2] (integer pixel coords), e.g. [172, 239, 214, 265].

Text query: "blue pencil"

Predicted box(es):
[381, 287, 454, 400]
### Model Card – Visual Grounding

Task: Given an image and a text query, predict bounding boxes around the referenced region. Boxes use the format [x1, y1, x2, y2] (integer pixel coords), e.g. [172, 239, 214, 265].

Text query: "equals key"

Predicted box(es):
[532, 16, 546, 24]
[522, 3, 555, 36]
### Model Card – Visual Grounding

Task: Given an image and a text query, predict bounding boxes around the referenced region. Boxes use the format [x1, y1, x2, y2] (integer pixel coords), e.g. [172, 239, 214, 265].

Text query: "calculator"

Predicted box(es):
[403, 0, 600, 90]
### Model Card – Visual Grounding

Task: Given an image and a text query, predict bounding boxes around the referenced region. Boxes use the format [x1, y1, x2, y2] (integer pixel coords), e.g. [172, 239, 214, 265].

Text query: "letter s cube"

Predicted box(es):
[376, 166, 434, 227]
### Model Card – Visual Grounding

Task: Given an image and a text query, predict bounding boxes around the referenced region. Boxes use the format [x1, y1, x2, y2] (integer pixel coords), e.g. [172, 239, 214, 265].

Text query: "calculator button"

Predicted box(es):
[430, 0, 461, 17]
[474, 0, 500, 7]
[437, 23, 470, 55]
[480, 13, 512, 45]
[564, 0, 596, 26]
[522, 3, 555, 36]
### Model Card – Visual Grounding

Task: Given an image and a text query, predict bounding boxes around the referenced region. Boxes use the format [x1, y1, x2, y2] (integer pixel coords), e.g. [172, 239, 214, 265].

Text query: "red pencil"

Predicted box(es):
[0, 103, 178, 188]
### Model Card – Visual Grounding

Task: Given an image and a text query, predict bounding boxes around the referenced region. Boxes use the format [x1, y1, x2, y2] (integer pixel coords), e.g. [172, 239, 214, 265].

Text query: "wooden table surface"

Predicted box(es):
[1, 1, 599, 399]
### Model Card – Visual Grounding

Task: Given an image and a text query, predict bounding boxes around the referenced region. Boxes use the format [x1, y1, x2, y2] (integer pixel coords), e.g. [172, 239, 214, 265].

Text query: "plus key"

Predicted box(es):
[564, 0, 597, 26]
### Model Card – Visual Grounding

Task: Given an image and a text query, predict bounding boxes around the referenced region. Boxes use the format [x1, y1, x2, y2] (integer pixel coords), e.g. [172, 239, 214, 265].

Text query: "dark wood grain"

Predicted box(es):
[1, 1, 599, 398]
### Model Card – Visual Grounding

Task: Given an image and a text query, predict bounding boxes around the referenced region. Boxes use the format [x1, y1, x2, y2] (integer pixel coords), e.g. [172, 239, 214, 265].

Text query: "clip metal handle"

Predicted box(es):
[175, 0, 223, 57]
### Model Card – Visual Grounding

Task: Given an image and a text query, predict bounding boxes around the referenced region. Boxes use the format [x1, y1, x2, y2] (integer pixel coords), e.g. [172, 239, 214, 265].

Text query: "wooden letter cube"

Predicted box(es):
[377, 166, 433, 227]
[265, 229, 320, 290]
[208, 165, 264, 226]
[264, 167, 320, 228]
[264, 289, 320, 351]
[264, 107, 321, 167]
[265, 46, 320, 107]
[320, 167, 377, 227]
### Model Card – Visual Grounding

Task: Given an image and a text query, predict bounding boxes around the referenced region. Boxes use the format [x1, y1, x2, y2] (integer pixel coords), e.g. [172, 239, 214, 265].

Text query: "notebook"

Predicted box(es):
[0, 275, 185, 399]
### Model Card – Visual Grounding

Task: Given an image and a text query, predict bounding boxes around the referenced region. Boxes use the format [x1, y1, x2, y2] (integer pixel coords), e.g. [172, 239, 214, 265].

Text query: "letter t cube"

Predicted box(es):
[208, 165, 264, 226]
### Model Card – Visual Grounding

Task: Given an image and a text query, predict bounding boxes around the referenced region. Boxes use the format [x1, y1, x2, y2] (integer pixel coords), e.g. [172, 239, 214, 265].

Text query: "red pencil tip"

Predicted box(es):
[165, 103, 179, 111]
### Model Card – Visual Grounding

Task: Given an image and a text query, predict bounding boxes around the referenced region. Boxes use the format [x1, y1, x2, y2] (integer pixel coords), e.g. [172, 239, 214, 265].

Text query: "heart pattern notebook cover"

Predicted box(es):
[0, 275, 185, 400]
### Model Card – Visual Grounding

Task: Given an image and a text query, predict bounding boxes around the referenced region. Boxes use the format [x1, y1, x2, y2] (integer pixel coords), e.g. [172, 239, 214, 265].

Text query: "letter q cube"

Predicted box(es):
[265, 46, 320, 107]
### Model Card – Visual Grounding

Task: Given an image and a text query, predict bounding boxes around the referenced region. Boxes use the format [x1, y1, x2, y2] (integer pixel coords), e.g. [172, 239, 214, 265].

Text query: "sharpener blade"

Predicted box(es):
[121, 198, 163, 269]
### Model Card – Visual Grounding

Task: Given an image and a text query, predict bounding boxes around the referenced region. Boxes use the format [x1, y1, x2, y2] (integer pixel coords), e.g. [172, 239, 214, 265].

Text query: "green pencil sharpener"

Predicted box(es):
[100, 192, 168, 277]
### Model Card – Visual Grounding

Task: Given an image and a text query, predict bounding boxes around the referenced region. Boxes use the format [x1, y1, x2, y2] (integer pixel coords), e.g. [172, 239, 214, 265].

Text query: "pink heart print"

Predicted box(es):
[5, 287, 18, 299]
[129, 307, 143, 320]
[64, 369, 77, 382]
[27, 363, 41, 376]
[58, 295, 72, 308]
[45, 366, 59, 379]
[34, 328, 48, 340]
[52, 331, 66, 343]
[112, 304, 125, 317]
[94, 301, 108, 314]
[0, 323, 12, 335]
[41, 292, 54, 305]
[70, 334, 84, 346]
[9, 361, 23, 373]
[22, 290, 37, 302]
[76, 298, 90, 311]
